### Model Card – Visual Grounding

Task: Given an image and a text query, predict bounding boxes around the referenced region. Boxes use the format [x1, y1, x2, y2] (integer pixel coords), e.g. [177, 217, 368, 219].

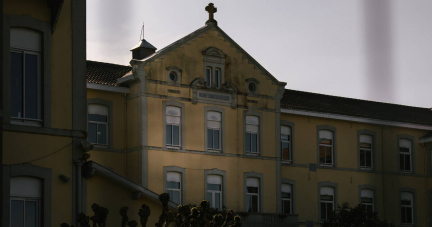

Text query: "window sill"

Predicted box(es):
[281, 160, 292, 164]
[360, 167, 374, 171]
[166, 146, 181, 150]
[11, 119, 42, 127]
[207, 149, 222, 153]
[319, 164, 334, 168]
[399, 170, 413, 174]
[245, 152, 260, 156]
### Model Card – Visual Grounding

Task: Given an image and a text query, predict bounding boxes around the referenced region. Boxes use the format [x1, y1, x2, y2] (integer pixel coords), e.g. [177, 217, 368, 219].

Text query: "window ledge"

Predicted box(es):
[11, 120, 42, 127]
[207, 149, 222, 153]
[360, 167, 374, 171]
[319, 164, 334, 168]
[166, 146, 181, 150]
[245, 152, 260, 156]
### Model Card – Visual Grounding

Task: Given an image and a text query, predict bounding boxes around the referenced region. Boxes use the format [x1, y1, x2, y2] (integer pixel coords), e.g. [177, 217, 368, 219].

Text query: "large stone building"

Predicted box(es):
[83, 3, 432, 227]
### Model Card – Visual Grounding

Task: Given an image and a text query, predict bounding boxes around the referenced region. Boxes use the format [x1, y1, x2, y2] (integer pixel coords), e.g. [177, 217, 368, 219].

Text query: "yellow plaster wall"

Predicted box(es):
[3, 0, 50, 22]
[147, 150, 277, 213]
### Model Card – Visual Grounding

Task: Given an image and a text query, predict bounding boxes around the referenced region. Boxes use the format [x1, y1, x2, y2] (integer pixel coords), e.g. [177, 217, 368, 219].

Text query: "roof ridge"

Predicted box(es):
[285, 89, 430, 110]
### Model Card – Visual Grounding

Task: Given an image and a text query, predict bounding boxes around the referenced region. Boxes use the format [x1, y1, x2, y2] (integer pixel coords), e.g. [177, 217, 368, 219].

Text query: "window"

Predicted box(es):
[360, 135, 373, 169]
[282, 184, 292, 214]
[248, 83, 256, 93]
[10, 28, 42, 126]
[207, 111, 221, 151]
[169, 72, 177, 82]
[166, 106, 181, 147]
[246, 116, 259, 154]
[206, 175, 222, 210]
[281, 126, 292, 162]
[246, 178, 260, 213]
[399, 139, 412, 172]
[215, 68, 221, 88]
[167, 172, 182, 204]
[360, 189, 374, 212]
[319, 130, 334, 166]
[206, 67, 212, 87]
[10, 177, 42, 227]
[88, 104, 109, 145]
[320, 187, 334, 221]
[401, 192, 414, 224]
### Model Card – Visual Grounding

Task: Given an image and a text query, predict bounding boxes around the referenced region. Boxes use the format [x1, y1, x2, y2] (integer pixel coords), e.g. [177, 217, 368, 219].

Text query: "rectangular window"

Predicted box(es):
[246, 178, 260, 213]
[206, 67, 212, 87]
[246, 116, 259, 154]
[319, 130, 333, 166]
[206, 175, 222, 210]
[281, 126, 292, 162]
[360, 189, 374, 212]
[10, 177, 42, 227]
[166, 106, 181, 147]
[399, 139, 412, 172]
[167, 172, 181, 204]
[215, 68, 220, 88]
[10, 28, 42, 126]
[359, 135, 373, 169]
[88, 104, 109, 145]
[282, 184, 292, 214]
[207, 111, 222, 151]
[401, 192, 414, 224]
[320, 187, 334, 221]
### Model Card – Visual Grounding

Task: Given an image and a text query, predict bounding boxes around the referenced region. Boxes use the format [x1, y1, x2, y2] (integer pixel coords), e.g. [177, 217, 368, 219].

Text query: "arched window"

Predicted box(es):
[207, 111, 222, 151]
[88, 104, 109, 145]
[319, 130, 334, 166]
[281, 126, 292, 162]
[206, 175, 222, 210]
[246, 177, 260, 213]
[360, 189, 374, 212]
[401, 192, 414, 224]
[282, 184, 292, 214]
[246, 116, 259, 154]
[10, 177, 42, 227]
[399, 139, 412, 172]
[320, 186, 335, 221]
[359, 135, 373, 169]
[167, 172, 182, 204]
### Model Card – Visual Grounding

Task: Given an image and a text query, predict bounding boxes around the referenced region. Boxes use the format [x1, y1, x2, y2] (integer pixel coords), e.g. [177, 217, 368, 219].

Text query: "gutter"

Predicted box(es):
[86, 83, 130, 94]
[83, 161, 178, 211]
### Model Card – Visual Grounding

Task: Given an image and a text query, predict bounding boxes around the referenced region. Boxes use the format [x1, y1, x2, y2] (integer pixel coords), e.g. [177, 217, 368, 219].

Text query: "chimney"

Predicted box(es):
[130, 39, 157, 60]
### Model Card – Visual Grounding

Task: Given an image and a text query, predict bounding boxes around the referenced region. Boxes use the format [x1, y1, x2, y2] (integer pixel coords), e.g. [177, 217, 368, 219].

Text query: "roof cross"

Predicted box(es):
[205, 3, 217, 25]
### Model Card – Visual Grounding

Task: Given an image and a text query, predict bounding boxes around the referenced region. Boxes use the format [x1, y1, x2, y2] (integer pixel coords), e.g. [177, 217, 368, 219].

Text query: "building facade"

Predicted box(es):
[85, 4, 432, 227]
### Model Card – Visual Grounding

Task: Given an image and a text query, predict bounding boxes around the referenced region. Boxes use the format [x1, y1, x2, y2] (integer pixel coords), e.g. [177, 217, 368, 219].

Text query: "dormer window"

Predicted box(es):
[202, 47, 225, 89]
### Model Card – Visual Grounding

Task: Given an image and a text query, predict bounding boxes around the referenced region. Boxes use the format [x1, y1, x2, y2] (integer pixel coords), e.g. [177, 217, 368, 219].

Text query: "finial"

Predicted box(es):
[205, 3, 217, 25]
[139, 22, 144, 41]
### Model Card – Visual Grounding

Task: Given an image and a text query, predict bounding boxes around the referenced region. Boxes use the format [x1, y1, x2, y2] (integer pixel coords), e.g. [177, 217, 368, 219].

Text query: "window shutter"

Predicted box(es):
[246, 178, 259, 187]
[207, 175, 222, 184]
[10, 177, 42, 197]
[88, 104, 108, 116]
[167, 172, 181, 182]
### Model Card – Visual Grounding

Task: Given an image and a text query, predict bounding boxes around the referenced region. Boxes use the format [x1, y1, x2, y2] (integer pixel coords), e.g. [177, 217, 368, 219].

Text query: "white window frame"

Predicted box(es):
[320, 187, 335, 221]
[10, 197, 41, 227]
[360, 189, 374, 212]
[206, 175, 223, 210]
[207, 111, 222, 151]
[281, 126, 292, 163]
[10, 48, 42, 126]
[281, 184, 292, 214]
[401, 192, 414, 225]
[399, 139, 412, 172]
[206, 66, 212, 87]
[245, 116, 260, 154]
[359, 135, 373, 169]
[166, 106, 181, 148]
[166, 172, 182, 204]
[246, 177, 260, 213]
[319, 130, 334, 166]
[88, 104, 109, 146]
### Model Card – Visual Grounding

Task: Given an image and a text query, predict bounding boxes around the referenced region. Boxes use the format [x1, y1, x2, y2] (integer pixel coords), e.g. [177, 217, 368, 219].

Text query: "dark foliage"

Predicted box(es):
[61, 194, 241, 227]
[322, 203, 394, 227]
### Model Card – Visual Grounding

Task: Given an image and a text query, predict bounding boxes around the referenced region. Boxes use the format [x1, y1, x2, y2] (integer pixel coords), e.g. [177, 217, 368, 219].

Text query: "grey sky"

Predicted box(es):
[87, 0, 432, 108]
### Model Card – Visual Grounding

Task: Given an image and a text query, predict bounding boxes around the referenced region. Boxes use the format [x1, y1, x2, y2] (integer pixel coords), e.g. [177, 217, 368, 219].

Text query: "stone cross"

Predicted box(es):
[205, 3, 217, 25]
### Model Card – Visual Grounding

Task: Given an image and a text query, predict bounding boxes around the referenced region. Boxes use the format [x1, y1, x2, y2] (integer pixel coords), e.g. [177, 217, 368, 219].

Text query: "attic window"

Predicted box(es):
[245, 78, 260, 95]
[248, 83, 256, 93]
[166, 66, 182, 86]
[169, 72, 177, 82]
[202, 47, 226, 89]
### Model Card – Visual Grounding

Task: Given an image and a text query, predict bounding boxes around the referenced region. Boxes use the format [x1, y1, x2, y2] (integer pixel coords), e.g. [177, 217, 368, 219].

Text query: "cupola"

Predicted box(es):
[130, 39, 156, 60]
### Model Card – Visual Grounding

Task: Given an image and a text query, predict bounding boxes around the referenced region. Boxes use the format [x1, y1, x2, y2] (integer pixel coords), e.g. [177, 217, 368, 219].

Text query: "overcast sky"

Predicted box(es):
[87, 0, 432, 108]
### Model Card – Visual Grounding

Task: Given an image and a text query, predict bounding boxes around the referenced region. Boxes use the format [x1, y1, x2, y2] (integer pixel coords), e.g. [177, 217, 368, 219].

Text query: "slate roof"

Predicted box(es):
[86, 60, 131, 86]
[281, 89, 432, 126]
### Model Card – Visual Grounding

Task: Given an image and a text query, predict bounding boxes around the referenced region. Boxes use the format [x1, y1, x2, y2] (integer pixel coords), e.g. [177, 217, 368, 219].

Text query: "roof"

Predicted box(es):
[131, 39, 157, 50]
[87, 60, 131, 86]
[281, 89, 432, 126]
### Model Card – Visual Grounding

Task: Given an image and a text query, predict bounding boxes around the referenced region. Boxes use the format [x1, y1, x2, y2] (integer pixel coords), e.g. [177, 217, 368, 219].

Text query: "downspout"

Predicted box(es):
[124, 93, 128, 177]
